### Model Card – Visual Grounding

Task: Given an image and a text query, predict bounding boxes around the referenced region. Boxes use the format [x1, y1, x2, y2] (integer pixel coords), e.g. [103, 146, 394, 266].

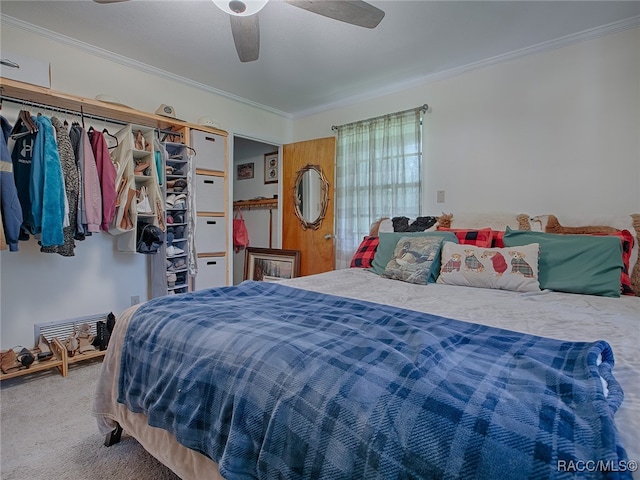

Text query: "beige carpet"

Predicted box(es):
[0, 359, 180, 480]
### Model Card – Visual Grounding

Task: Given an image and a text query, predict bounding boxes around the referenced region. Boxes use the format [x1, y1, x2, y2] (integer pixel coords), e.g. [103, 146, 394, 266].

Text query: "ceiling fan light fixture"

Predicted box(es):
[213, 0, 268, 16]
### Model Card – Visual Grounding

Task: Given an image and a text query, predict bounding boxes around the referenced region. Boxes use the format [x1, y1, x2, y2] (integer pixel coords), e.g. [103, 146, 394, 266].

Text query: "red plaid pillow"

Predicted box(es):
[592, 230, 635, 295]
[436, 227, 493, 248]
[491, 230, 505, 248]
[350, 236, 380, 268]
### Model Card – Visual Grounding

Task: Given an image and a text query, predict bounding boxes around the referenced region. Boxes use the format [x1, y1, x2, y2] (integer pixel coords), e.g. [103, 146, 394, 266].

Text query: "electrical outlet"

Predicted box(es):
[437, 190, 445, 203]
[131, 295, 140, 306]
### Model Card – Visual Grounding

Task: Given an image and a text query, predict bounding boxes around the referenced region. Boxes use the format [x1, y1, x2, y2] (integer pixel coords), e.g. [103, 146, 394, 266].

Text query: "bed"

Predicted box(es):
[93, 214, 640, 480]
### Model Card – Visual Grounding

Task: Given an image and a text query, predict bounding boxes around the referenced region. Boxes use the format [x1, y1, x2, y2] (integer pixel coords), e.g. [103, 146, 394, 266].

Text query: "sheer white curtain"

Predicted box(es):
[334, 107, 423, 269]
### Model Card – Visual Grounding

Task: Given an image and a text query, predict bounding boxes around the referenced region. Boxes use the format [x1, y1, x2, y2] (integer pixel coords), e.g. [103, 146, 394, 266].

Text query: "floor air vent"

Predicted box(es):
[34, 313, 109, 346]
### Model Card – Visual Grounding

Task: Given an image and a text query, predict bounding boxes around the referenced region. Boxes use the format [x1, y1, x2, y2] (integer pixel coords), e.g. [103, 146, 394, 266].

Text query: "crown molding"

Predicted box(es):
[293, 15, 640, 119]
[3, 13, 638, 120]
[0, 14, 293, 120]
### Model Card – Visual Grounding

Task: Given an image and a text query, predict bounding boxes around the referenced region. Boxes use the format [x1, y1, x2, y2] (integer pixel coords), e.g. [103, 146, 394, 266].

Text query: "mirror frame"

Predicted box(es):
[293, 164, 330, 231]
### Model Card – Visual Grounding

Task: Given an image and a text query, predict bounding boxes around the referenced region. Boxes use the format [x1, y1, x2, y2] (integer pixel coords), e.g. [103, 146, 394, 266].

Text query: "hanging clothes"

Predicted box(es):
[88, 129, 117, 231]
[11, 115, 38, 238]
[80, 127, 102, 233]
[40, 117, 79, 256]
[68, 124, 86, 240]
[30, 115, 65, 247]
[69, 124, 102, 234]
[0, 115, 23, 251]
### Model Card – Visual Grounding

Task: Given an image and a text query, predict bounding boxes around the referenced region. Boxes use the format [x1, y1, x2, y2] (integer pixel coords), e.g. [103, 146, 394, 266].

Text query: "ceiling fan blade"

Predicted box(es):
[93, 0, 130, 3]
[285, 0, 384, 29]
[230, 14, 260, 63]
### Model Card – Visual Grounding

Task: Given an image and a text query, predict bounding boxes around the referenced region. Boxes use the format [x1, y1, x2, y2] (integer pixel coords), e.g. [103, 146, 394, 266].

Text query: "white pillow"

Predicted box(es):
[437, 242, 540, 293]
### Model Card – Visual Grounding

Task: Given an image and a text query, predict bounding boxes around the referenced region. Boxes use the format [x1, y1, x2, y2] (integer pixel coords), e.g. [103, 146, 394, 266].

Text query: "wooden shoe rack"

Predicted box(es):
[0, 338, 68, 380]
[66, 348, 107, 366]
[0, 341, 110, 380]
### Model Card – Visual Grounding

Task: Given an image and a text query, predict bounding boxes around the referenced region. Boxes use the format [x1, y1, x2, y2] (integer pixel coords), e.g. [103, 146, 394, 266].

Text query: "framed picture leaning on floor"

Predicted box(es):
[244, 247, 300, 282]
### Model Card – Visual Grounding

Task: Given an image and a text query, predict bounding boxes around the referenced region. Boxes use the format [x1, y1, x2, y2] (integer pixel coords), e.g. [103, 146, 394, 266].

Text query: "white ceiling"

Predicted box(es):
[2, 1, 639, 117]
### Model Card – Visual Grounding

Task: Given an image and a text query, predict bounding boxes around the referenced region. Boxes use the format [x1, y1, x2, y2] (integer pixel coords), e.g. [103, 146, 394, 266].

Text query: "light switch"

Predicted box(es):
[437, 190, 445, 203]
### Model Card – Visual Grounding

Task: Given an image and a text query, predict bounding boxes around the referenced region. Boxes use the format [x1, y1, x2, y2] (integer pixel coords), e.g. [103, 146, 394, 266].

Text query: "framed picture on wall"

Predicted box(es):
[237, 162, 254, 180]
[264, 152, 278, 184]
[244, 247, 300, 282]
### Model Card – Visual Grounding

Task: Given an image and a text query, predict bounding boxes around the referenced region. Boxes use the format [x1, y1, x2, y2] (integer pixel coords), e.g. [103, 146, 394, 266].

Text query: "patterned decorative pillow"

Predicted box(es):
[350, 236, 379, 268]
[437, 242, 541, 293]
[382, 236, 445, 285]
[371, 231, 459, 280]
[436, 227, 494, 248]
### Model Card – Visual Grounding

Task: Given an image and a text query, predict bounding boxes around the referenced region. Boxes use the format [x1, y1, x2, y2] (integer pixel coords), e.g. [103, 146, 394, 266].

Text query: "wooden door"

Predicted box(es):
[283, 137, 335, 276]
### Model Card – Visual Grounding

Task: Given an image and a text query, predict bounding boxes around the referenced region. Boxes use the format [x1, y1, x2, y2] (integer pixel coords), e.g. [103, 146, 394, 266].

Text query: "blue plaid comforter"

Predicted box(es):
[118, 281, 629, 480]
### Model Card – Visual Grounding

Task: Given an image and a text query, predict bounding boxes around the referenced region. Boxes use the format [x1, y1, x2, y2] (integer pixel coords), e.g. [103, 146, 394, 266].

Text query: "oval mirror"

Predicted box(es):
[293, 164, 330, 230]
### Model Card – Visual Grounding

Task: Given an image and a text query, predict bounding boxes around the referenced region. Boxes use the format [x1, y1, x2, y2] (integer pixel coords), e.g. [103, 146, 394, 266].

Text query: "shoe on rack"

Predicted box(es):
[134, 162, 149, 175]
[120, 188, 136, 231]
[77, 323, 96, 354]
[168, 179, 187, 192]
[166, 245, 185, 256]
[1, 349, 20, 374]
[137, 187, 153, 215]
[38, 334, 52, 354]
[134, 130, 146, 151]
[167, 272, 177, 288]
[63, 333, 79, 358]
[173, 226, 185, 239]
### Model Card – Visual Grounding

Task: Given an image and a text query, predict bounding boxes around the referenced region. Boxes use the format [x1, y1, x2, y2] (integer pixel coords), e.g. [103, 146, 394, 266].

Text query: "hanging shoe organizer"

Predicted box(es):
[109, 124, 164, 253]
[150, 142, 193, 297]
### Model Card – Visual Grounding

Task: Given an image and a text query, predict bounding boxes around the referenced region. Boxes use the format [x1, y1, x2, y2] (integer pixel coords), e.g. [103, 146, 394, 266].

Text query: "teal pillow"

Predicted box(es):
[370, 231, 458, 282]
[502, 227, 623, 297]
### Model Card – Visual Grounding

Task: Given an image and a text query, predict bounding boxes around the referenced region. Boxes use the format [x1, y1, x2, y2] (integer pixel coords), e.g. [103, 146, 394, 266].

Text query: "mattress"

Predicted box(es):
[93, 268, 640, 479]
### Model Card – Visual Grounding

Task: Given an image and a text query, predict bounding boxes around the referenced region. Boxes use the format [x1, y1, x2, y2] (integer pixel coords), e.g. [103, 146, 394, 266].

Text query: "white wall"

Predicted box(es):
[0, 22, 291, 349]
[232, 137, 281, 284]
[293, 27, 640, 218]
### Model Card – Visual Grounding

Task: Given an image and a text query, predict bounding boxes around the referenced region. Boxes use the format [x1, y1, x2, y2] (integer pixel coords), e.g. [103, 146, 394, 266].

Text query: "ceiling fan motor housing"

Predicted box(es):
[229, 1, 247, 14]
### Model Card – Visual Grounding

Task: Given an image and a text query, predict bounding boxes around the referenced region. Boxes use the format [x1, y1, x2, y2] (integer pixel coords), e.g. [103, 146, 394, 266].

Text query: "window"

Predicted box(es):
[334, 107, 425, 269]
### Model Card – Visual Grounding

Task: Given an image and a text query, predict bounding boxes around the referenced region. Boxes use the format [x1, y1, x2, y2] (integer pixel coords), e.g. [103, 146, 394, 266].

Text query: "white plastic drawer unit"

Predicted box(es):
[192, 130, 225, 172]
[195, 216, 226, 253]
[195, 256, 227, 290]
[195, 174, 224, 212]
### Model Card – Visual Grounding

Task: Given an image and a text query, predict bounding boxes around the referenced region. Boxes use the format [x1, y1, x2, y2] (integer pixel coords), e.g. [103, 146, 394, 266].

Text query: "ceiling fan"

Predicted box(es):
[93, 0, 385, 63]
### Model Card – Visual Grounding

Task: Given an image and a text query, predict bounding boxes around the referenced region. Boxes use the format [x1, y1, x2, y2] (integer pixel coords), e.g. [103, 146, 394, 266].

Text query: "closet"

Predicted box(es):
[0, 77, 230, 293]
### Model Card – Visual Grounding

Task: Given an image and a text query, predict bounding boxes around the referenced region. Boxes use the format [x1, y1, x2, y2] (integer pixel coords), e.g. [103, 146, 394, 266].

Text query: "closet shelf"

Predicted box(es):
[0, 77, 227, 136]
[234, 199, 278, 209]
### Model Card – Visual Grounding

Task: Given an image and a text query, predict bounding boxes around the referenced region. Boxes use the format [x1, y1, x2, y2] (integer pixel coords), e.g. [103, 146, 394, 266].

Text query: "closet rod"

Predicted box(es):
[0, 94, 184, 140]
[1, 94, 128, 126]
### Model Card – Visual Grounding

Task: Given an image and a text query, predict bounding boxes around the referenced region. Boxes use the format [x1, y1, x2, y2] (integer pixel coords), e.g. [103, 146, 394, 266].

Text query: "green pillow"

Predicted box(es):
[502, 227, 623, 297]
[371, 231, 458, 282]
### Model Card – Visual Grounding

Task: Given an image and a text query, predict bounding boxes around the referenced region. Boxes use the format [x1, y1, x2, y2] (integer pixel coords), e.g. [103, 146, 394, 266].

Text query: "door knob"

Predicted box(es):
[324, 234, 333, 240]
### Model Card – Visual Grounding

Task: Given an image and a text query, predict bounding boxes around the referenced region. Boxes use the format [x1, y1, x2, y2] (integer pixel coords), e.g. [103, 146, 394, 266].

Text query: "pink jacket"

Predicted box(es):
[90, 131, 117, 230]
[81, 130, 102, 233]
